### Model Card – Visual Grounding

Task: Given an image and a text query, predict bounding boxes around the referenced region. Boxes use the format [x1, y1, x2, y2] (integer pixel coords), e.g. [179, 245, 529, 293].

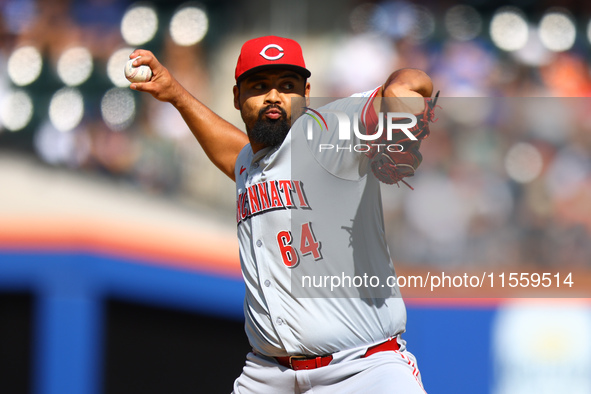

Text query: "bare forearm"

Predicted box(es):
[171, 89, 248, 180]
[128, 49, 248, 181]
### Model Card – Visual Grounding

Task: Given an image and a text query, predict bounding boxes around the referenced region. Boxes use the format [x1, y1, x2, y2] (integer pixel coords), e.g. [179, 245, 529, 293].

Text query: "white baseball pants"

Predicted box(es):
[232, 348, 426, 393]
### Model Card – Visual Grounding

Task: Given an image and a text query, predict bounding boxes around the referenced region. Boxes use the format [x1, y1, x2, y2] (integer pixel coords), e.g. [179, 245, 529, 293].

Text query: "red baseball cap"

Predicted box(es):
[235, 36, 311, 83]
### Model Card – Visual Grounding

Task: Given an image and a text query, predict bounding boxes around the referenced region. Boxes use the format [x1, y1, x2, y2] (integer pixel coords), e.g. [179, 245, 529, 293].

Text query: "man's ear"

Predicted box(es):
[233, 85, 240, 110]
[304, 82, 311, 107]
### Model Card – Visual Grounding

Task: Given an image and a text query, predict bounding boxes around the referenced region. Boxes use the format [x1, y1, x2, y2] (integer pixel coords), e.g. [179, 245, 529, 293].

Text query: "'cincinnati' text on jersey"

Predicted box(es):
[236, 180, 310, 224]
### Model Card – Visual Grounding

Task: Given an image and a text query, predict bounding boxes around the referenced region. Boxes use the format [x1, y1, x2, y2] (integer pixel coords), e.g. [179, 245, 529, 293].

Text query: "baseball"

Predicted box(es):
[124, 57, 152, 83]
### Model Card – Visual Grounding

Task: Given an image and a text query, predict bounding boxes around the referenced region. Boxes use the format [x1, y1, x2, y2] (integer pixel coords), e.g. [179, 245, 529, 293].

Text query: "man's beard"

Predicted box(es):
[248, 105, 290, 149]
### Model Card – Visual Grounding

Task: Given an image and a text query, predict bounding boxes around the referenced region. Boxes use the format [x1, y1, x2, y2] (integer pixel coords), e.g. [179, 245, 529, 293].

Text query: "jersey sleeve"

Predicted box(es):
[353, 87, 380, 139]
[234, 143, 252, 185]
[299, 87, 380, 181]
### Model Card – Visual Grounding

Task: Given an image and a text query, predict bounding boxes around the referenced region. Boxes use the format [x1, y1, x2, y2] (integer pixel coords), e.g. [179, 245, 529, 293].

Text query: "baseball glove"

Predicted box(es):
[367, 91, 439, 189]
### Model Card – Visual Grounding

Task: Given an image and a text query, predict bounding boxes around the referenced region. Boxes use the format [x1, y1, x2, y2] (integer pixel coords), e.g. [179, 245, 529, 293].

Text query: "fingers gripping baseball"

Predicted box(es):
[127, 49, 184, 104]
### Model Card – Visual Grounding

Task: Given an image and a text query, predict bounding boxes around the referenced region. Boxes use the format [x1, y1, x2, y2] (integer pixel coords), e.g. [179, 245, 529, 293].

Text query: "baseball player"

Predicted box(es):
[129, 35, 435, 393]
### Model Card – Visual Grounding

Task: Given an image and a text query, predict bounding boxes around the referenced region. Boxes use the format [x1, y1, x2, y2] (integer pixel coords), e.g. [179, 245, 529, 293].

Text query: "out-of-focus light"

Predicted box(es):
[408, 5, 435, 43]
[101, 88, 135, 131]
[49, 88, 84, 132]
[34, 121, 76, 165]
[107, 47, 134, 87]
[349, 3, 383, 34]
[445, 5, 482, 41]
[490, 8, 528, 51]
[505, 142, 543, 183]
[121, 4, 159, 45]
[57, 47, 93, 86]
[587, 19, 591, 46]
[379, 3, 435, 42]
[539, 11, 576, 52]
[7, 46, 43, 86]
[514, 26, 552, 67]
[0, 90, 34, 131]
[170, 4, 208, 46]
[329, 35, 396, 93]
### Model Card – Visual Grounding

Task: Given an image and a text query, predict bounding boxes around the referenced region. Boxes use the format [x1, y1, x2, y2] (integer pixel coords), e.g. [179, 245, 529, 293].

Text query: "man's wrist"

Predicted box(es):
[169, 87, 194, 110]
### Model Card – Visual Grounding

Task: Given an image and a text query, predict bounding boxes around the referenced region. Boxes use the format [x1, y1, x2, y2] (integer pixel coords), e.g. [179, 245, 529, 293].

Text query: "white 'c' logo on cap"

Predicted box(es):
[259, 44, 284, 61]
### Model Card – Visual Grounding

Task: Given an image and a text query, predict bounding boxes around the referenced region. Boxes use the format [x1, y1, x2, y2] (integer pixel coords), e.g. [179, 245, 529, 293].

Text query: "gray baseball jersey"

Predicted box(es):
[234, 88, 407, 358]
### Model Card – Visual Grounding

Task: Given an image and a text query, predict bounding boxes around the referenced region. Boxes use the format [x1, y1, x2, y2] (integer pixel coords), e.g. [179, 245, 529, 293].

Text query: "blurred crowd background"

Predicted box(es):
[1, 0, 591, 270]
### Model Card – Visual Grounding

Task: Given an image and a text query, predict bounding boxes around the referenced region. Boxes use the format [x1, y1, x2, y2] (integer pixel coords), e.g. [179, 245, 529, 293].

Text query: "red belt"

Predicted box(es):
[275, 337, 400, 370]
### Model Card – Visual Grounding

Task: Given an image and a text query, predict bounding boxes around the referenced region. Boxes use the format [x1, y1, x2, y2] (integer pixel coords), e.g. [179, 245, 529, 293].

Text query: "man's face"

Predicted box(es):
[233, 69, 310, 151]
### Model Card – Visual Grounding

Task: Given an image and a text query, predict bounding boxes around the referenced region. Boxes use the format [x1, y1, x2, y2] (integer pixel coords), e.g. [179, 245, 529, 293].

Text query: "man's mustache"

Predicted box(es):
[258, 105, 287, 120]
